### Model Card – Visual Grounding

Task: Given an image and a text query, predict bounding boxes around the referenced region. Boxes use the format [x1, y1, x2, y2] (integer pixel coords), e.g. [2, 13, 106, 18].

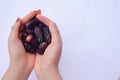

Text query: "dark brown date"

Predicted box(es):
[20, 17, 51, 55]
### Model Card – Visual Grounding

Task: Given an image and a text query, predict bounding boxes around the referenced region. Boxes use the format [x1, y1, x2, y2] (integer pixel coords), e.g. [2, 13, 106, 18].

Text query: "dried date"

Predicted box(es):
[20, 17, 51, 55]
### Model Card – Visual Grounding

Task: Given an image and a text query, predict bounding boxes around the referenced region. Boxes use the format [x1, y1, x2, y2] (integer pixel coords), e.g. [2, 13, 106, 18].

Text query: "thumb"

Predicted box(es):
[9, 18, 22, 42]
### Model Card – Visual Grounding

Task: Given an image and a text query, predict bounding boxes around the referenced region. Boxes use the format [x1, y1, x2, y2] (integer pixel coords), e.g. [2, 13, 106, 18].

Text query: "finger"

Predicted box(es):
[9, 18, 22, 41]
[36, 14, 51, 26]
[36, 15, 62, 60]
[36, 14, 62, 45]
[22, 9, 41, 25]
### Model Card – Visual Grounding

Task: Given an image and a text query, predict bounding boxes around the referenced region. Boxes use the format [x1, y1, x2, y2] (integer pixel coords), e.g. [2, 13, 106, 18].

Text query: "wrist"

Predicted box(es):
[11, 62, 32, 76]
[35, 65, 62, 80]
[2, 63, 32, 80]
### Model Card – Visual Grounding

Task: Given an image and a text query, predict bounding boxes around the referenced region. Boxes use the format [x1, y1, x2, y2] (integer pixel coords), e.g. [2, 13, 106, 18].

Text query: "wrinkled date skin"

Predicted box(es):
[20, 17, 51, 55]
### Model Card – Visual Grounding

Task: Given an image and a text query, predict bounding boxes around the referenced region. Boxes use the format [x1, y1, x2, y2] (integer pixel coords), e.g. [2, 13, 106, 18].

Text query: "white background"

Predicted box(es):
[0, 0, 120, 80]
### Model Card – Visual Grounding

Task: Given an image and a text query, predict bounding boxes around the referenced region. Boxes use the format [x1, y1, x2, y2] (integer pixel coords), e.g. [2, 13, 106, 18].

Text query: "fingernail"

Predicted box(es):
[35, 9, 41, 14]
[16, 17, 20, 22]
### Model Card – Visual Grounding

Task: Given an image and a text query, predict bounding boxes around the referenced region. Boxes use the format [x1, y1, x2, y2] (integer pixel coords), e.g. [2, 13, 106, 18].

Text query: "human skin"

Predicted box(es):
[2, 10, 62, 80]
[34, 14, 62, 80]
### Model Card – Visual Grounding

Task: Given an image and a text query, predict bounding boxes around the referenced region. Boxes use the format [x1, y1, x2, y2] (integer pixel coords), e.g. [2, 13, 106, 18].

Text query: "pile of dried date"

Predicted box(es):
[20, 17, 51, 55]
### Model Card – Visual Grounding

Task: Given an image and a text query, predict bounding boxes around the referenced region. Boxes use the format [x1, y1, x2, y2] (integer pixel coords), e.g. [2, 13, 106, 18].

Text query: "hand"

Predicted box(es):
[34, 14, 62, 80]
[2, 10, 41, 80]
[2, 10, 62, 80]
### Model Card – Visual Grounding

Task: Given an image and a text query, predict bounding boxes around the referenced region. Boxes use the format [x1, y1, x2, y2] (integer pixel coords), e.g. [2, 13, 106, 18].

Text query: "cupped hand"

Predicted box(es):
[2, 10, 62, 80]
[2, 10, 41, 80]
[34, 14, 62, 80]
[8, 10, 41, 70]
